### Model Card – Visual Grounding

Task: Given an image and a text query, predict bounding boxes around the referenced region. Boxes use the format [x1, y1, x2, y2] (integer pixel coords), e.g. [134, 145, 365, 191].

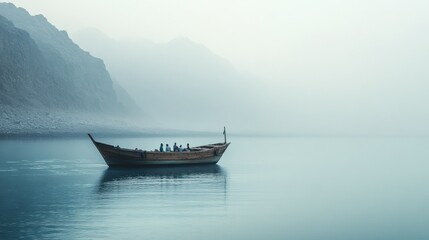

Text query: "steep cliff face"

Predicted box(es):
[0, 15, 50, 107]
[0, 3, 130, 113]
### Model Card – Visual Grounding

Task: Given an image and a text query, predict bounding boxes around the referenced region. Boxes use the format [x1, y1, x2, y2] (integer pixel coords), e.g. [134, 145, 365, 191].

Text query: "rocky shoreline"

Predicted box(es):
[0, 105, 217, 137]
[0, 105, 143, 136]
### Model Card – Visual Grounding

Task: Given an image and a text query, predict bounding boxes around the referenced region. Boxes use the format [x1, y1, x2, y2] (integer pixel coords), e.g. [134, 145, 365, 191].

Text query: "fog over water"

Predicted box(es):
[7, 0, 429, 136]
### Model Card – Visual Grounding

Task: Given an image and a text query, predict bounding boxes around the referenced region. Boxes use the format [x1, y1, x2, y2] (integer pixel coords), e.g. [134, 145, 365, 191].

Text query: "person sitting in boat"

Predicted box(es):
[159, 143, 164, 152]
[173, 143, 179, 152]
[166, 144, 171, 152]
[179, 145, 183, 152]
[187, 143, 191, 151]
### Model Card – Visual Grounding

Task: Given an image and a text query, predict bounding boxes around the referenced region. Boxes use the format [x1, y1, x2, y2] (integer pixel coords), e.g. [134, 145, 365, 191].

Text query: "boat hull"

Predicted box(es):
[88, 134, 230, 167]
[105, 155, 222, 166]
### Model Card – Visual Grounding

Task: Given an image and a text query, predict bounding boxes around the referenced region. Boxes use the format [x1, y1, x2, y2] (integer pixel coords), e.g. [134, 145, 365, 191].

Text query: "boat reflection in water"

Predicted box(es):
[96, 165, 228, 207]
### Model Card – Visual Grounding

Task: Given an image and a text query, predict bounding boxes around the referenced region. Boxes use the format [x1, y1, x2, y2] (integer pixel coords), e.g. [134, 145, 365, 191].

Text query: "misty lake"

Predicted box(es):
[1, 136, 428, 240]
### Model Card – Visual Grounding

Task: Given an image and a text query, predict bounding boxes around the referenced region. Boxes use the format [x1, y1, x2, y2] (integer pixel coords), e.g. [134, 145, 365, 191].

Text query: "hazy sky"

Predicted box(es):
[8, 0, 427, 78]
[5, 0, 429, 135]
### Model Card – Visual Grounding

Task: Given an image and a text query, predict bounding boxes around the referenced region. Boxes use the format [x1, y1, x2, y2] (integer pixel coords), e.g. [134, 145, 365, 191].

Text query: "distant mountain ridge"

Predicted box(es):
[73, 28, 247, 130]
[0, 2, 138, 113]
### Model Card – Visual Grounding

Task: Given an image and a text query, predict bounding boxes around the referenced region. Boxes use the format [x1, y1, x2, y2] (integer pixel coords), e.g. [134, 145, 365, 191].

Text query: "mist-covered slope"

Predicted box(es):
[0, 3, 146, 135]
[0, 3, 138, 113]
[73, 28, 249, 131]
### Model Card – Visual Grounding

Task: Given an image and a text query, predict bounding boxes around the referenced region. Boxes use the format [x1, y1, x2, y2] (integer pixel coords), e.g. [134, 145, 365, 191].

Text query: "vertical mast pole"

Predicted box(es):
[223, 126, 227, 144]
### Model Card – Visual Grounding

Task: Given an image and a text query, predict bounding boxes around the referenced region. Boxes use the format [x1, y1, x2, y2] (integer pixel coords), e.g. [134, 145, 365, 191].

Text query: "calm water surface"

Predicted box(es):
[1, 136, 428, 240]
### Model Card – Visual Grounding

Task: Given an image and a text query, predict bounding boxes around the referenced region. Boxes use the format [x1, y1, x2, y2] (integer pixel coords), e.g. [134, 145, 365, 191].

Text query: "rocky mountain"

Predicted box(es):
[0, 3, 145, 135]
[0, 3, 138, 113]
[0, 14, 52, 107]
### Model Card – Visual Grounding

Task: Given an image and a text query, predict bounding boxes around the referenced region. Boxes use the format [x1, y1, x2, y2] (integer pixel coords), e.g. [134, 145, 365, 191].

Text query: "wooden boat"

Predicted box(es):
[88, 128, 230, 167]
